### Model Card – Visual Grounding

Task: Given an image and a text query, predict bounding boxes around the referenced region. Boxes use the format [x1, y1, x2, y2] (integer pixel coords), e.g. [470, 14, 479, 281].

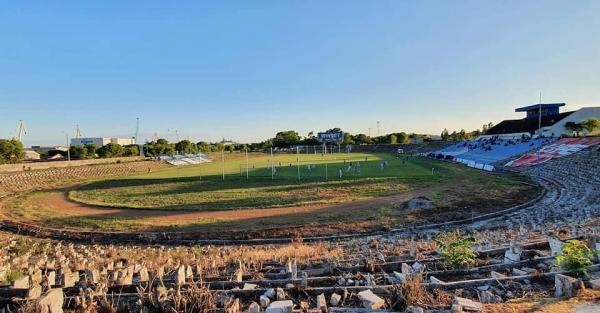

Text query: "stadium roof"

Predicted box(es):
[515, 103, 565, 112]
[485, 111, 574, 135]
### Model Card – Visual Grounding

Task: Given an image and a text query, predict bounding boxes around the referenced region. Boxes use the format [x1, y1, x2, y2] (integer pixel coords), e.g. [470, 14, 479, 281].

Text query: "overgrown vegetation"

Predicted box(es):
[557, 240, 597, 275]
[0, 138, 25, 164]
[565, 118, 600, 137]
[8, 237, 31, 257]
[435, 231, 478, 269]
[1, 268, 25, 285]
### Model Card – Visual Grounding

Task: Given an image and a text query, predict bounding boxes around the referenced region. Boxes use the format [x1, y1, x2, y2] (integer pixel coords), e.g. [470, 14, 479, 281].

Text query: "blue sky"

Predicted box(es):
[1, 1, 600, 146]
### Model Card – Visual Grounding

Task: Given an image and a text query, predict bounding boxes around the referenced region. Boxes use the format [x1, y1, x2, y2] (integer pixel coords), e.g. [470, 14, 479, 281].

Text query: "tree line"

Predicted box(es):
[440, 122, 495, 141]
[142, 128, 433, 156]
[2, 119, 598, 163]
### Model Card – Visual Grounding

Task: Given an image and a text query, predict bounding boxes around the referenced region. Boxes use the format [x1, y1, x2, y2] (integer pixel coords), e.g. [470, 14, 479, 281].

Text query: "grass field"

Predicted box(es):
[69, 153, 443, 211]
[5, 152, 539, 235]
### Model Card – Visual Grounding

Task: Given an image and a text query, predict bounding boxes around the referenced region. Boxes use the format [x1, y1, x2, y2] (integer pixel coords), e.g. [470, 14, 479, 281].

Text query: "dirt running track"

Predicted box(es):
[41, 190, 425, 222]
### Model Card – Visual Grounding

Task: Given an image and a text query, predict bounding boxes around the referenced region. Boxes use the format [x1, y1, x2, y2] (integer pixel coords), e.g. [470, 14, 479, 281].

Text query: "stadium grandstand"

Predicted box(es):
[158, 153, 212, 166]
[426, 103, 600, 171]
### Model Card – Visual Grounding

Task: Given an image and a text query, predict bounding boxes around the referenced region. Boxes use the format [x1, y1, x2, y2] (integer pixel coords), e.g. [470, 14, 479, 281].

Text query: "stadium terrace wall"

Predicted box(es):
[0, 156, 144, 173]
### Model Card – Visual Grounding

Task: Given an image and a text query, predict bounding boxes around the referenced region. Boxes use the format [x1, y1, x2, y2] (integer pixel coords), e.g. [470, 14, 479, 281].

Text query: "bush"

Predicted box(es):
[435, 231, 477, 269]
[557, 240, 597, 275]
[1, 268, 25, 285]
[0, 139, 25, 164]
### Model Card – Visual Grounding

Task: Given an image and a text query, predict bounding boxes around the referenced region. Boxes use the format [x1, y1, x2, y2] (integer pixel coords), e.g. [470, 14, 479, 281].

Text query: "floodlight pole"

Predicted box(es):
[222, 150, 225, 181]
[270, 147, 274, 180]
[297, 146, 300, 182]
[536, 92, 542, 186]
[245, 148, 249, 180]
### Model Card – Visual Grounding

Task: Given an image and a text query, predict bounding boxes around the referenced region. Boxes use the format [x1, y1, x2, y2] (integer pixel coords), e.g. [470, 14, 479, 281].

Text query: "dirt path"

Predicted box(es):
[40, 190, 426, 222]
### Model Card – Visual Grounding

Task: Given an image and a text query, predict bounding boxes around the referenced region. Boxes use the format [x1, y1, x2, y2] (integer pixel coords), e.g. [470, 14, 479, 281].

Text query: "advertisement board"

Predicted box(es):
[317, 131, 344, 143]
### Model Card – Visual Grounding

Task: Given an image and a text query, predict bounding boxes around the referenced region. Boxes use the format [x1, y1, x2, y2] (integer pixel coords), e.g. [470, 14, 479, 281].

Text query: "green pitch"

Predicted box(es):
[67, 152, 519, 212]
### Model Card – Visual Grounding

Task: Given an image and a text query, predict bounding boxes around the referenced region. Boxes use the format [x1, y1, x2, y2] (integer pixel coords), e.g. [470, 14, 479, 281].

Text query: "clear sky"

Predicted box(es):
[1, 1, 600, 146]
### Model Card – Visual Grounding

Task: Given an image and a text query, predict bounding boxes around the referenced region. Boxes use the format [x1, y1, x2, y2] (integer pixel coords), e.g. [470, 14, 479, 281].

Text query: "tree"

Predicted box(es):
[144, 139, 175, 156]
[0, 139, 25, 164]
[299, 136, 320, 146]
[341, 133, 355, 146]
[85, 144, 98, 158]
[388, 134, 398, 144]
[482, 122, 494, 134]
[272, 130, 301, 148]
[398, 132, 410, 144]
[123, 144, 140, 157]
[97, 143, 124, 158]
[441, 128, 450, 141]
[261, 139, 273, 149]
[196, 141, 212, 153]
[175, 140, 197, 154]
[352, 134, 371, 144]
[580, 118, 600, 134]
[213, 143, 225, 151]
[69, 145, 88, 159]
[565, 122, 584, 137]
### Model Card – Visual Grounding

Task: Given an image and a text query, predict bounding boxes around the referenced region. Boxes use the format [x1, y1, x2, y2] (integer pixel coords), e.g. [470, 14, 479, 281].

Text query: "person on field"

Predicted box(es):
[339, 169, 343, 178]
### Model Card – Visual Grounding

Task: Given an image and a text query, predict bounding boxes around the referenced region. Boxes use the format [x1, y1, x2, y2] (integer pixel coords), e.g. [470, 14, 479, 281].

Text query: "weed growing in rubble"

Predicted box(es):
[435, 231, 477, 269]
[557, 240, 598, 275]
[1, 268, 25, 285]
[8, 237, 31, 257]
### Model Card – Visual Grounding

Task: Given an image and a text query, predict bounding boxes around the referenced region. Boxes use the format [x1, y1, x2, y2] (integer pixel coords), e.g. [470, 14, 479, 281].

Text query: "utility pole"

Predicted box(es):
[297, 146, 300, 182]
[65, 133, 71, 161]
[246, 148, 249, 180]
[536, 92, 542, 186]
[135, 117, 144, 157]
[221, 149, 225, 181]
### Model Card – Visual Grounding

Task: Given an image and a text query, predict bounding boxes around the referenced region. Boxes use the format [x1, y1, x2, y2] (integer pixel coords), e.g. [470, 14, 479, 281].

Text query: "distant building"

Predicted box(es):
[31, 146, 68, 152]
[484, 103, 600, 138]
[70, 137, 135, 147]
[23, 149, 41, 161]
[220, 138, 237, 146]
[428, 135, 443, 141]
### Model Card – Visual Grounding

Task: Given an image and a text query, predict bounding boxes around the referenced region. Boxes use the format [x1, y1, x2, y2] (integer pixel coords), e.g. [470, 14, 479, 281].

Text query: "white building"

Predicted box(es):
[70, 137, 135, 147]
[539, 107, 600, 137]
